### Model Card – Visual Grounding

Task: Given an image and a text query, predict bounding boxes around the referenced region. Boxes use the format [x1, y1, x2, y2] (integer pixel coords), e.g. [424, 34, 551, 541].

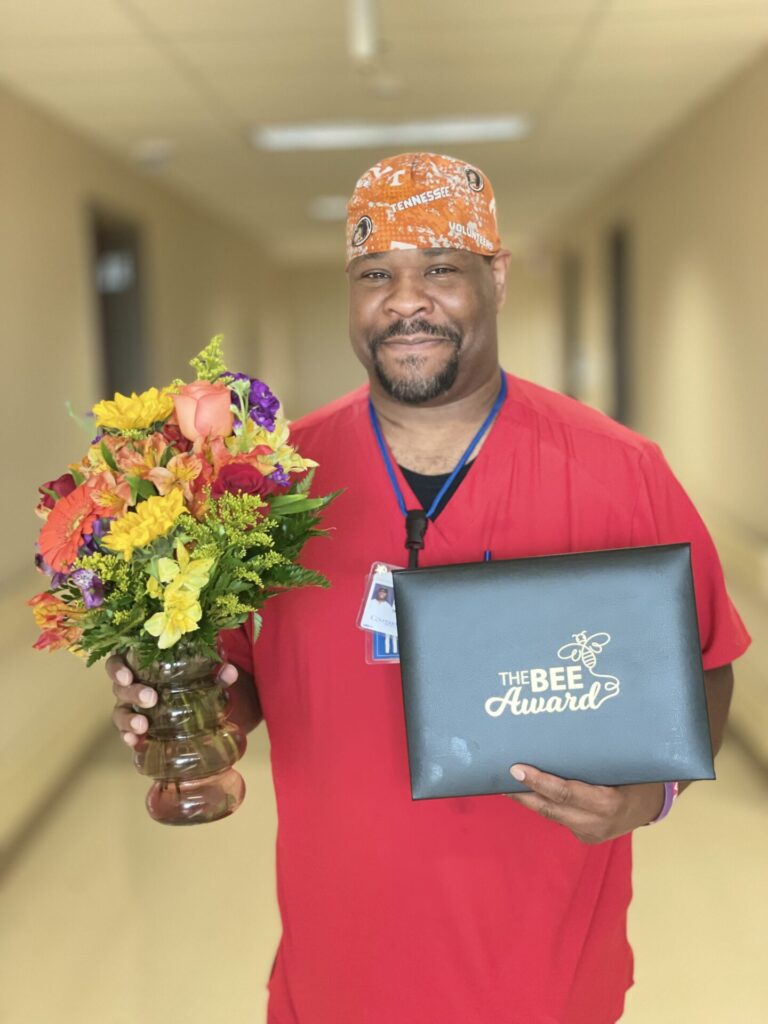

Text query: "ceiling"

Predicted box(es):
[1, 0, 766, 263]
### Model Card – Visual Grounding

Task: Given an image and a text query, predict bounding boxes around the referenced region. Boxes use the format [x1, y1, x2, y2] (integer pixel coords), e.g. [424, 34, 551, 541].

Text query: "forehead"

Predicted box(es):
[347, 247, 481, 271]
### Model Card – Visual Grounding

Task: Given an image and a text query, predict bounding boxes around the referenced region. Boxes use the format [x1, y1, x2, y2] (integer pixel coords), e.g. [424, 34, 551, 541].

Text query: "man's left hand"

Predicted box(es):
[506, 764, 666, 845]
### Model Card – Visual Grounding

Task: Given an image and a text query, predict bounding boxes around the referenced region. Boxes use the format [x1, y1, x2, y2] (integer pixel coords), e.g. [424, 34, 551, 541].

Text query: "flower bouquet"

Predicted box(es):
[30, 336, 335, 824]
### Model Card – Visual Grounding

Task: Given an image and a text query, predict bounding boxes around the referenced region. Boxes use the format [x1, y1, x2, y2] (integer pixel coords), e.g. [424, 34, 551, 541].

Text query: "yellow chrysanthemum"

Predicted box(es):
[103, 490, 185, 560]
[144, 589, 202, 649]
[92, 387, 174, 432]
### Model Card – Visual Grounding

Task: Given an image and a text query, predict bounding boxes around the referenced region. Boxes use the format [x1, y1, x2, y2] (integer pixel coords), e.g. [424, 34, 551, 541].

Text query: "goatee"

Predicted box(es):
[370, 319, 462, 404]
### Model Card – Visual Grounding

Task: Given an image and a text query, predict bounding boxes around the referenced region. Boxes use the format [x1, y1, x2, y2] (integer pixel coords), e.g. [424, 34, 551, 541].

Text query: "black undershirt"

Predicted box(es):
[398, 460, 474, 521]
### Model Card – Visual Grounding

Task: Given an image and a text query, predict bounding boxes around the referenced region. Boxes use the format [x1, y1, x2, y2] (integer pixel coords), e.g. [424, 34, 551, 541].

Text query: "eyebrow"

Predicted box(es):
[356, 248, 456, 261]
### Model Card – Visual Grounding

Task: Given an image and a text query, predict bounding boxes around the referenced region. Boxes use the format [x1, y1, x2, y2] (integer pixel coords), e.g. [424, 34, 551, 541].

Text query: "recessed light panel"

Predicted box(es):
[252, 116, 530, 152]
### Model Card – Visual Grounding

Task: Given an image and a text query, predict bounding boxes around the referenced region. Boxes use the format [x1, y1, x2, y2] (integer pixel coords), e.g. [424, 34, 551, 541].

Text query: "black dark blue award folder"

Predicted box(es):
[392, 544, 714, 800]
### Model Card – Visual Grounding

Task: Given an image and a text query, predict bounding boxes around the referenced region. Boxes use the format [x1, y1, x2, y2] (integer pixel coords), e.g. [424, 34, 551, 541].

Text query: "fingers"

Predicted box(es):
[106, 654, 132, 687]
[217, 662, 238, 687]
[111, 705, 150, 746]
[506, 764, 621, 843]
[108, 654, 156, 747]
[510, 764, 616, 808]
[108, 658, 237, 749]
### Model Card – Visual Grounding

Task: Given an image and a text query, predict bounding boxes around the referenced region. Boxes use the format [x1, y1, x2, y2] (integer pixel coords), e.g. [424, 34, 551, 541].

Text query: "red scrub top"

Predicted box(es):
[222, 373, 750, 1024]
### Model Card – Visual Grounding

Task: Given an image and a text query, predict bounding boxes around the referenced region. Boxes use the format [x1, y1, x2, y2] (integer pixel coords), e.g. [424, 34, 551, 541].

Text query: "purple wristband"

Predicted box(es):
[648, 781, 679, 824]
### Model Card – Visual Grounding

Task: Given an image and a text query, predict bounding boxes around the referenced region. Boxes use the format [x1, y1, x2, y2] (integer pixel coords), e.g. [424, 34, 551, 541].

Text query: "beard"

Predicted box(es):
[369, 318, 463, 404]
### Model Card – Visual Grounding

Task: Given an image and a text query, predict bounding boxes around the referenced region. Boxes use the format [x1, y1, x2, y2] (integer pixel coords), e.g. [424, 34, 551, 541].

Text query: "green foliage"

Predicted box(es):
[100, 440, 119, 472]
[125, 475, 157, 504]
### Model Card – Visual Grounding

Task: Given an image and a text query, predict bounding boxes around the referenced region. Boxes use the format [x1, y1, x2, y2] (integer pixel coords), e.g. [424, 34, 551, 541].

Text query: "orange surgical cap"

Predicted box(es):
[345, 152, 501, 267]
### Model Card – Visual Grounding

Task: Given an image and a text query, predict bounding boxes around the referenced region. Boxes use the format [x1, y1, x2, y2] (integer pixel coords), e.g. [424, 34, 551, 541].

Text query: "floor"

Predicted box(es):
[1, 728, 765, 1024]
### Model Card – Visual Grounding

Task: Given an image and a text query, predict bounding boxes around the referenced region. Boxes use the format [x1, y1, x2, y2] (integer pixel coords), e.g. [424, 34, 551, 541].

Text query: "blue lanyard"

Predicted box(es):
[368, 370, 507, 564]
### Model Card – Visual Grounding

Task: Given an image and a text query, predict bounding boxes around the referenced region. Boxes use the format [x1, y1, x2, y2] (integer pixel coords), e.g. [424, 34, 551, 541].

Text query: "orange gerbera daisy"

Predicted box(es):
[38, 483, 99, 572]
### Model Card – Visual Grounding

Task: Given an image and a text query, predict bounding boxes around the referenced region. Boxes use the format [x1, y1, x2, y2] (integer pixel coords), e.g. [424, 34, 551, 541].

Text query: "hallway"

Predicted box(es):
[1, 721, 765, 1023]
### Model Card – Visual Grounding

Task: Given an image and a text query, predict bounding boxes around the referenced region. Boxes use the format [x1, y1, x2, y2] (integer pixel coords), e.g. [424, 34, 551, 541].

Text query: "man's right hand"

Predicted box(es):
[107, 655, 239, 748]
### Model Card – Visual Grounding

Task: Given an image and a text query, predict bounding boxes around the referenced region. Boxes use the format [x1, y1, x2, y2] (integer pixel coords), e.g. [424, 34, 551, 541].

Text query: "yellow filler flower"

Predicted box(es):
[103, 490, 185, 560]
[92, 387, 175, 432]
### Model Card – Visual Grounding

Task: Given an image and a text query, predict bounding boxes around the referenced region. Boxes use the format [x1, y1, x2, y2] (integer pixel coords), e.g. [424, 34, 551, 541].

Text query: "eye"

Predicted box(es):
[360, 270, 390, 281]
[427, 265, 457, 276]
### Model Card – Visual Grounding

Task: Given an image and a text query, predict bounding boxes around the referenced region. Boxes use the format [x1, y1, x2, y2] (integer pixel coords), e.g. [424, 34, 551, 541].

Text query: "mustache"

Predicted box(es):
[370, 319, 462, 351]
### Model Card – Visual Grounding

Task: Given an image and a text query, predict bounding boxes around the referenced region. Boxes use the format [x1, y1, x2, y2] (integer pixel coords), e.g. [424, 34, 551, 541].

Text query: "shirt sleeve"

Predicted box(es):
[630, 442, 751, 670]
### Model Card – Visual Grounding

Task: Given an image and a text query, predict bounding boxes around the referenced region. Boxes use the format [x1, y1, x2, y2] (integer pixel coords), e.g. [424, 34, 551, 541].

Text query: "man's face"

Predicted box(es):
[347, 248, 510, 404]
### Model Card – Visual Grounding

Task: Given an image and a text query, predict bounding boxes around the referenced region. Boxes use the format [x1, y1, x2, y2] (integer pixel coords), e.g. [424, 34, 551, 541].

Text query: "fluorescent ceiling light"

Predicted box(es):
[348, 0, 379, 64]
[308, 196, 350, 221]
[252, 115, 530, 153]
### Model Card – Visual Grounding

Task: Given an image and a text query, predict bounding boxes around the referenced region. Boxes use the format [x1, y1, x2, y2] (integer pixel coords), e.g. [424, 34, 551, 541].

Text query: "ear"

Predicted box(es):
[489, 250, 512, 311]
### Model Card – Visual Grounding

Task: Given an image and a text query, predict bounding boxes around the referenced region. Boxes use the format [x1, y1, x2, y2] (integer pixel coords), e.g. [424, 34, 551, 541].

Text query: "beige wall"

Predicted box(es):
[1, 85, 272, 587]
[498, 250, 562, 393]
[0, 84, 271, 851]
[543, 53, 768, 535]
[506, 51, 768, 758]
[272, 266, 365, 418]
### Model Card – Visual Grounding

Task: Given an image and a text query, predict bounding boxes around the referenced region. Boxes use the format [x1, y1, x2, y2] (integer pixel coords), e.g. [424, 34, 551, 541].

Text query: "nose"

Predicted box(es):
[384, 271, 434, 319]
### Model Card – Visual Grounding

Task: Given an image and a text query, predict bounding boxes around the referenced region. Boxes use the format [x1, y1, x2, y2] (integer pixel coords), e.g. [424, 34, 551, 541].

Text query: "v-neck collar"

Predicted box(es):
[364, 372, 512, 545]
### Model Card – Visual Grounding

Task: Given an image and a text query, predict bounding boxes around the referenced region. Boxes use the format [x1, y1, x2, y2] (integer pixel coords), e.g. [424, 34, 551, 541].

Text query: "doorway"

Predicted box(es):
[90, 209, 147, 397]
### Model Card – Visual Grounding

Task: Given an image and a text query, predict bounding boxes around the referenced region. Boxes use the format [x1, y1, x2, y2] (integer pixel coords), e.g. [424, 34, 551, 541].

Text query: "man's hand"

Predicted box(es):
[107, 655, 239, 748]
[505, 764, 665, 845]
[506, 664, 735, 843]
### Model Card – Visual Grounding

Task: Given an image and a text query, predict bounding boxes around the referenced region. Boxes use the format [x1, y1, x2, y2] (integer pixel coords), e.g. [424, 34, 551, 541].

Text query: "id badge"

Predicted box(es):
[357, 562, 403, 664]
[367, 629, 400, 664]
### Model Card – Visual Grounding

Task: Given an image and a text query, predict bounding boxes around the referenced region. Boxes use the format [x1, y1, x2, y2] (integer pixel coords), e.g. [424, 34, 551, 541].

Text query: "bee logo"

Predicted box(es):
[351, 215, 373, 247]
[557, 631, 611, 670]
[557, 630, 620, 703]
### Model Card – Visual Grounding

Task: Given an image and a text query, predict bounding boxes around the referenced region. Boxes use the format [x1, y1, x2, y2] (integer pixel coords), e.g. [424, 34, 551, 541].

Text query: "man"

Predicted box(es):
[111, 153, 750, 1023]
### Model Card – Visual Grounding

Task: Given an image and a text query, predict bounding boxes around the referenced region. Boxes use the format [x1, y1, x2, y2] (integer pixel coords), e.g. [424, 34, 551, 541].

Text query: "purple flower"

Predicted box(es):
[70, 569, 105, 609]
[220, 372, 280, 432]
[35, 552, 68, 589]
[79, 518, 111, 557]
[247, 379, 280, 431]
[270, 463, 290, 488]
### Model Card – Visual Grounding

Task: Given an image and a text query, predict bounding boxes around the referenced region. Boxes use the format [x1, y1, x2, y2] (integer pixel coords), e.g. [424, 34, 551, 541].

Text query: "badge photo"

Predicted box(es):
[360, 573, 398, 637]
[357, 563, 401, 638]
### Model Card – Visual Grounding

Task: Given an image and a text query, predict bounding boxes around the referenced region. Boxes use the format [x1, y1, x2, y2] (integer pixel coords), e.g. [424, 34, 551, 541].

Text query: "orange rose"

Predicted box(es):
[173, 382, 234, 442]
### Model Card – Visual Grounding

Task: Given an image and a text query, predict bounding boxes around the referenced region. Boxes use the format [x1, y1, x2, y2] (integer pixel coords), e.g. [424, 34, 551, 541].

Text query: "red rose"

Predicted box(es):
[160, 421, 192, 452]
[211, 462, 282, 500]
[38, 473, 77, 511]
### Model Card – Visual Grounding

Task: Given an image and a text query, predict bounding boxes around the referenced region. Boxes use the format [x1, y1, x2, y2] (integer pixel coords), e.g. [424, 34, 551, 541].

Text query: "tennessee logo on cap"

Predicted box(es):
[351, 215, 373, 247]
[465, 167, 483, 192]
[345, 152, 501, 266]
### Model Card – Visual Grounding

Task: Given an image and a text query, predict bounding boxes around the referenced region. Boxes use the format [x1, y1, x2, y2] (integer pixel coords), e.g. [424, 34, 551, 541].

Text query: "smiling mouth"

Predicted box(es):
[382, 335, 451, 346]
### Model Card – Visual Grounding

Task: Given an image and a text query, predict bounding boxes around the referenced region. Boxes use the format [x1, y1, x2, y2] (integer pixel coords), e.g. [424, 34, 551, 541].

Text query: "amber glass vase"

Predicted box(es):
[125, 649, 247, 825]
